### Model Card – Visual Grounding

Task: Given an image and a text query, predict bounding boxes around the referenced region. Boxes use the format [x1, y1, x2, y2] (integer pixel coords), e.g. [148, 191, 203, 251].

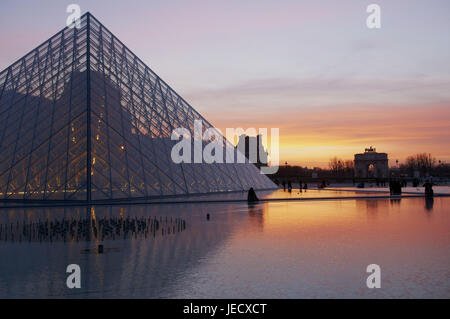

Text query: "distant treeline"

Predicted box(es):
[270, 153, 450, 180]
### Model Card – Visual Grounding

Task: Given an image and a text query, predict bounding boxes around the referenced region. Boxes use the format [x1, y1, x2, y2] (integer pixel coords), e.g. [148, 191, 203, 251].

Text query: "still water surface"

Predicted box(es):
[0, 196, 449, 298]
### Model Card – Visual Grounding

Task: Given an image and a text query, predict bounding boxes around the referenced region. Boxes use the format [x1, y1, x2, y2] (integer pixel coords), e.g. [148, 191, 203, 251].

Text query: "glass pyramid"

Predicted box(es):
[0, 13, 276, 202]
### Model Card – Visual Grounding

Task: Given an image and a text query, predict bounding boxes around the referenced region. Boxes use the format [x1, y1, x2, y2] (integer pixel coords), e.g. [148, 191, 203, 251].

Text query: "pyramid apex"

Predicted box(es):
[81, 11, 97, 21]
[80, 11, 91, 18]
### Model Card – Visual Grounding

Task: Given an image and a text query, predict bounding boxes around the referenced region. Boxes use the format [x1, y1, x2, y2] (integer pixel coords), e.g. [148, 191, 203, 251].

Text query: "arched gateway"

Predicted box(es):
[354, 147, 389, 178]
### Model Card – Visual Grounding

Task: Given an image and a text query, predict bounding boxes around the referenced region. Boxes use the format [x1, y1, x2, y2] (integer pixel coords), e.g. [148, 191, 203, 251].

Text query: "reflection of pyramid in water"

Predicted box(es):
[0, 13, 276, 202]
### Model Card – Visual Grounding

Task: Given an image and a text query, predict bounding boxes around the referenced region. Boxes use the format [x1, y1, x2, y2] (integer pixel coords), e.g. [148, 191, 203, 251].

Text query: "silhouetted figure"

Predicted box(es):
[303, 183, 308, 190]
[357, 182, 365, 188]
[390, 180, 402, 195]
[206, 214, 210, 221]
[413, 178, 419, 187]
[287, 181, 292, 191]
[247, 187, 259, 202]
[298, 180, 303, 189]
[98, 244, 104, 254]
[282, 181, 286, 191]
[423, 181, 434, 198]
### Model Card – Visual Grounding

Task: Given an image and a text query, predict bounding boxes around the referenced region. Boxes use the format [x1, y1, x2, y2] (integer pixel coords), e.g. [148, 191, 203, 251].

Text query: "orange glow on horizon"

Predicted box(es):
[207, 103, 450, 168]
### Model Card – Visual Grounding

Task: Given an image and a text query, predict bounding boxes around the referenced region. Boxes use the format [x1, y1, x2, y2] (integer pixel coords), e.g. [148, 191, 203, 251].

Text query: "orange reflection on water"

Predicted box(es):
[238, 198, 449, 248]
[213, 197, 450, 298]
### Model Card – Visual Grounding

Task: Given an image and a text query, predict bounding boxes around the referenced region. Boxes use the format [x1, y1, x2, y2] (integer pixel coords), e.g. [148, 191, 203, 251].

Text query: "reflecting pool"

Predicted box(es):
[0, 197, 449, 298]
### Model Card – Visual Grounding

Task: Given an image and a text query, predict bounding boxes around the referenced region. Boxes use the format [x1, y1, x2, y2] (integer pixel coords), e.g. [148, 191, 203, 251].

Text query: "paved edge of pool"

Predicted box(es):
[0, 193, 449, 209]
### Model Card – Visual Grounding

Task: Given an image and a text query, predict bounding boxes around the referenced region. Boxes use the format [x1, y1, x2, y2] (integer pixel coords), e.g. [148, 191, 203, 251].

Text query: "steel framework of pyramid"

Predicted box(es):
[0, 12, 276, 202]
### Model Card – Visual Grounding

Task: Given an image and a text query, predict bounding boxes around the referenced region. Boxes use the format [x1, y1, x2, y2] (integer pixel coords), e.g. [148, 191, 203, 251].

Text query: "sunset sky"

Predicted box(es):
[1, 0, 449, 167]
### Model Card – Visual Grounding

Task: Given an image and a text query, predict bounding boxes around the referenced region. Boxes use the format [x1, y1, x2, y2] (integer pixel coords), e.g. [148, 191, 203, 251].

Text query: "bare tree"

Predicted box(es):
[403, 153, 436, 176]
[344, 160, 354, 175]
[329, 157, 347, 176]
